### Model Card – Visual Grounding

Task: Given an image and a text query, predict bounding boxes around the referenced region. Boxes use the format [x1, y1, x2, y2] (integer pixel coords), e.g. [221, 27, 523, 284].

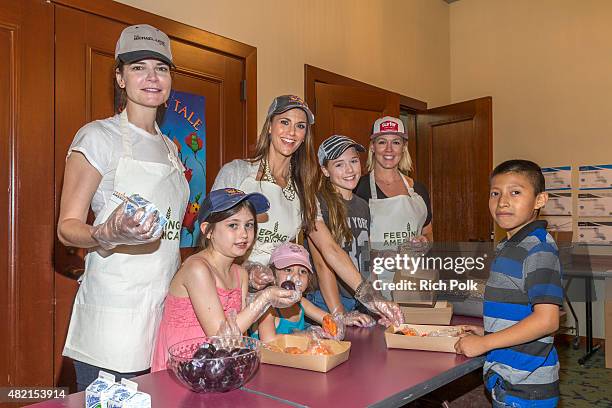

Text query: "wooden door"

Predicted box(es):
[416, 97, 493, 243]
[0, 0, 55, 397]
[313, 83, 400, 154]
[53, 1, 256, 387]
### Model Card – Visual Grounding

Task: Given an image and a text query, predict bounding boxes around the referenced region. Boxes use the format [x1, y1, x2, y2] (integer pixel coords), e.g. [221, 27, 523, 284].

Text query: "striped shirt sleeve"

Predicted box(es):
[523, 242, 563, 307]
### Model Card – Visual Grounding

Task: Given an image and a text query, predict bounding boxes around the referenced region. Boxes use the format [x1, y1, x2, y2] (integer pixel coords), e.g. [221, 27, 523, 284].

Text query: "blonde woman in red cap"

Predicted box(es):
[57, 25, 188, 389]
[212, 96, 404, 328]
[355, 117, 433, 295]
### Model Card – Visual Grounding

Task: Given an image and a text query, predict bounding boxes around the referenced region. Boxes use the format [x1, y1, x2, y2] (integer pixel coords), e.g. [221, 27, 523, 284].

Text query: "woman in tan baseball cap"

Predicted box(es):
[57, 24, 188, 389]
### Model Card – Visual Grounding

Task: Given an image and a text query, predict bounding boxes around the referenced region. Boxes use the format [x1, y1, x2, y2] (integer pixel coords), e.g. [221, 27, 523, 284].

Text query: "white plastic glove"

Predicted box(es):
[246, 285, 301, 321]
[91, 201, 162, 250]
[354, 280, 404, 327]
[340, 310, 376, 328]
[244, 261, 275, 290]
[214, 309, 243, 350]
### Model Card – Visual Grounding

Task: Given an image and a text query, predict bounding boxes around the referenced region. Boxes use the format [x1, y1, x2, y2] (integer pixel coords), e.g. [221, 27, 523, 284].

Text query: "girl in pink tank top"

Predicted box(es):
[152, 188, 300, 372]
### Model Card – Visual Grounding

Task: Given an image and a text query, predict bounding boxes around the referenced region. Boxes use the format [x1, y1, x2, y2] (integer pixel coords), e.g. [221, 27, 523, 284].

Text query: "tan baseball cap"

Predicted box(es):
[115, 24, 174, 67]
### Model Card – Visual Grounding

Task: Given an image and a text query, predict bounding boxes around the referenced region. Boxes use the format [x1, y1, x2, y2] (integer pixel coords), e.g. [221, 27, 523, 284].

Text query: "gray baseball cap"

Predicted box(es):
[318, 135, 365, 166]
[115, 24, 174, 67]
[266, 95, 315, 125]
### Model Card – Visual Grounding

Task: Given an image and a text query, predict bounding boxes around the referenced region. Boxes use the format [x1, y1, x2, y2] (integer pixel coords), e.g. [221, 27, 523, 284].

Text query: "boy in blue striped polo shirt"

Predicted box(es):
[455, 160, 563, 407]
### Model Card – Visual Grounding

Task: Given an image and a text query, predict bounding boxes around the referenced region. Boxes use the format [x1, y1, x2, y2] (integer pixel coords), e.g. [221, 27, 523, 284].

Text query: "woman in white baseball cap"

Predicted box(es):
[57, 24, 188, 389]
[212, 96, 404, 328]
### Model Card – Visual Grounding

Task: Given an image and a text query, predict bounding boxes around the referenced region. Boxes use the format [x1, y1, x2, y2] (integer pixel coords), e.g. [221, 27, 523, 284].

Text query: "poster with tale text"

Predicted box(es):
[160, 90, 206, 248]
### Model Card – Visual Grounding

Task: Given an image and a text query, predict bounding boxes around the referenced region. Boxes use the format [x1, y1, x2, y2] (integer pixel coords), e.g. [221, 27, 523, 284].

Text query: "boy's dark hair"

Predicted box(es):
[491, 159, 545, 194]
[199, 201, 258, 249]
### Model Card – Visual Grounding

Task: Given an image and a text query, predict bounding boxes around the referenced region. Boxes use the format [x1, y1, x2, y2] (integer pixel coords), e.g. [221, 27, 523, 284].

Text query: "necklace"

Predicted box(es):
[262, 159, 296, 201]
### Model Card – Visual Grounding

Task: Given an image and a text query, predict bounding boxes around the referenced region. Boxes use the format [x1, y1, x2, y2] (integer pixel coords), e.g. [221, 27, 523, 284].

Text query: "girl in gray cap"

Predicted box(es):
[57, 24, 188, 389]
[305, 135, 376, 327]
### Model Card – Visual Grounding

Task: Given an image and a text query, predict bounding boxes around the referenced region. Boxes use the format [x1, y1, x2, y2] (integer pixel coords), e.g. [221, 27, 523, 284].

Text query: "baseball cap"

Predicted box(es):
[266, 95, 315, 125]
[269, 243, 313, 273]
[371, 116, 408, 139]
[197, 188, 270, 223]
[115, 24, 174, 67]
[317, 135, 365, 166]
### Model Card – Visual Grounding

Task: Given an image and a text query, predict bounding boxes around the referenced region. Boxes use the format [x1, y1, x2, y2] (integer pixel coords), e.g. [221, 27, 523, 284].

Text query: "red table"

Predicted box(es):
[27, 316, 483, 408]
[25, 371, 293, 408]
[242, 316, 484, 407]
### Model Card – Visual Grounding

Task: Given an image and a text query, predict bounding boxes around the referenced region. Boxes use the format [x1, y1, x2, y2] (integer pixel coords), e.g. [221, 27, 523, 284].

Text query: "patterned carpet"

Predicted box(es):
[404, 341, 610, 407]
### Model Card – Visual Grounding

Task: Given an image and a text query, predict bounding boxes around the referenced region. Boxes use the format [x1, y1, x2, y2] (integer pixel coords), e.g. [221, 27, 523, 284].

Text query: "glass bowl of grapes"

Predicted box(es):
[167, 336, 261, 393]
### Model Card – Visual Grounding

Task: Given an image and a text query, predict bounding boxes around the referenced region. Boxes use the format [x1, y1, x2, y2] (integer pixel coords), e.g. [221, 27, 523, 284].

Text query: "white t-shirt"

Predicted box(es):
[68, 114, 182, 217]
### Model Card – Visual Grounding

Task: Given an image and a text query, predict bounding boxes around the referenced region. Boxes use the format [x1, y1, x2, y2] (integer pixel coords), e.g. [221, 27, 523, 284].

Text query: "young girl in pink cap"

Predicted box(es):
[255, 242, 345, 342]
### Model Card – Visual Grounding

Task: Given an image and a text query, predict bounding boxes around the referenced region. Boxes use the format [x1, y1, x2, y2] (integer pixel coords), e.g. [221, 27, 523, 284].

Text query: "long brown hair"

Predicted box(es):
[113, 60, 168, 124]
[250, 112, 319, 235]
[317, 166, 352, 245]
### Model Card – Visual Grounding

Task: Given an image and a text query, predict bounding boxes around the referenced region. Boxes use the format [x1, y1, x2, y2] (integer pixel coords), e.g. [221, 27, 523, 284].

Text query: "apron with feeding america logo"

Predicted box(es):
[368, 171, 427, 298]
[63, 109, 189, 372]
[239, 171, 302, 265]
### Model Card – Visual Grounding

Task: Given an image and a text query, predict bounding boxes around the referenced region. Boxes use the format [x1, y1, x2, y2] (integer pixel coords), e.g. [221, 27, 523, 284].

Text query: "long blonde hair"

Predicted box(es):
[366, 137, 413, 176]
[250, 113, 319, 234]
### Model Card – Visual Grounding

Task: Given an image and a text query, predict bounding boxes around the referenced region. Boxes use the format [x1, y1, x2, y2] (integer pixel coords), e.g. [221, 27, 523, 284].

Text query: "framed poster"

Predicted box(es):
[160, 90, 206, 247]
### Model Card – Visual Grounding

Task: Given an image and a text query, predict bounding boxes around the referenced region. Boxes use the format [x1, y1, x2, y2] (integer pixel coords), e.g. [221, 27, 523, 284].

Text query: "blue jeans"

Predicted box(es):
[307, 290, 357, 313]
[73, 360, 150, 392]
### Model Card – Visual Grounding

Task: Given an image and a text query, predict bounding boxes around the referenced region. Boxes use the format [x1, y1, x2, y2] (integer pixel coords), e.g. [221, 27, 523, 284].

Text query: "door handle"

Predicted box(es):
[62, 265, 85, 280]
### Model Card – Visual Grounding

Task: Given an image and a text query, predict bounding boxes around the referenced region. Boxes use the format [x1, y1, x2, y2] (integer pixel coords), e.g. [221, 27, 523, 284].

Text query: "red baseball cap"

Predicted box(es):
[370, 116, 408, 139]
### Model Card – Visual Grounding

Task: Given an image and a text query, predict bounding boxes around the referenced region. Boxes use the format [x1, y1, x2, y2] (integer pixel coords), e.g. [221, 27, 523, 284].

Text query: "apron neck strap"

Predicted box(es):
[119, 109, 182, 171]
[370, 169, 413, 199]
[119, 109, 133, 159]
[369, 171, 378, 199]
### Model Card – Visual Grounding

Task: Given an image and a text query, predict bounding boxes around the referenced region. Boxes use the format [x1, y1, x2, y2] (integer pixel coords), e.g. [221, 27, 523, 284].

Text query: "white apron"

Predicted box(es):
[63, 110, 189, 372]
[239, 174, 302, 265]
[368, 171, 428, 297]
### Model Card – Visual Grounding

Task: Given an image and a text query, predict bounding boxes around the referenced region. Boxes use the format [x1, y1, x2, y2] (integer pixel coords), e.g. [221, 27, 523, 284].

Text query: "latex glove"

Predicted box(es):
[340, 310, 376, 328]
[214, 309, 243, 350]
[245, 261, 275, 290]
[91, 202, 162, 250]
[246, 286, 301, 321]
[354, 280, 404, 327]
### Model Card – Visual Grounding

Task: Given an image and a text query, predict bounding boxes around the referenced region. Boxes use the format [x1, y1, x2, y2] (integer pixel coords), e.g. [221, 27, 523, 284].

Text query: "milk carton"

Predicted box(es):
[107, 379, 151, 408]
[106, 379, 138, 408]
[85, 371, 116, 408]
[111, 192, 168, 233]
[108, 392, 151, 408]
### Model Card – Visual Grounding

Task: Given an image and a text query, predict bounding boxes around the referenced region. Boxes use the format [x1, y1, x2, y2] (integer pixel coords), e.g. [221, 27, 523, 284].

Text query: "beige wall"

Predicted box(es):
[117, 0, 451, 127]
[450, 0, 612, 167]
[450, 0, 612, 339]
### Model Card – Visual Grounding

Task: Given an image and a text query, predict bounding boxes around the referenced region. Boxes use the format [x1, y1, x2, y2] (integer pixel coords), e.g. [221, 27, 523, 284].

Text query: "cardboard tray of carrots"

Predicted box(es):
[261, 335, 351, 372]
[385, 324, 461, 353]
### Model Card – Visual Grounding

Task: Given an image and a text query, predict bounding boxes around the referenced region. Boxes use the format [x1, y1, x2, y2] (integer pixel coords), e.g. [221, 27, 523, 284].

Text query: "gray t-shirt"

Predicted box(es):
[316, 194, 371, 298]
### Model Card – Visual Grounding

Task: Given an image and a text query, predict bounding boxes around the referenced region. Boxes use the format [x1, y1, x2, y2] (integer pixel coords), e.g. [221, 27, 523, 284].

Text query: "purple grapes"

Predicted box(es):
[280, 280, 296, 290]
[174, 342, 259, 393]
